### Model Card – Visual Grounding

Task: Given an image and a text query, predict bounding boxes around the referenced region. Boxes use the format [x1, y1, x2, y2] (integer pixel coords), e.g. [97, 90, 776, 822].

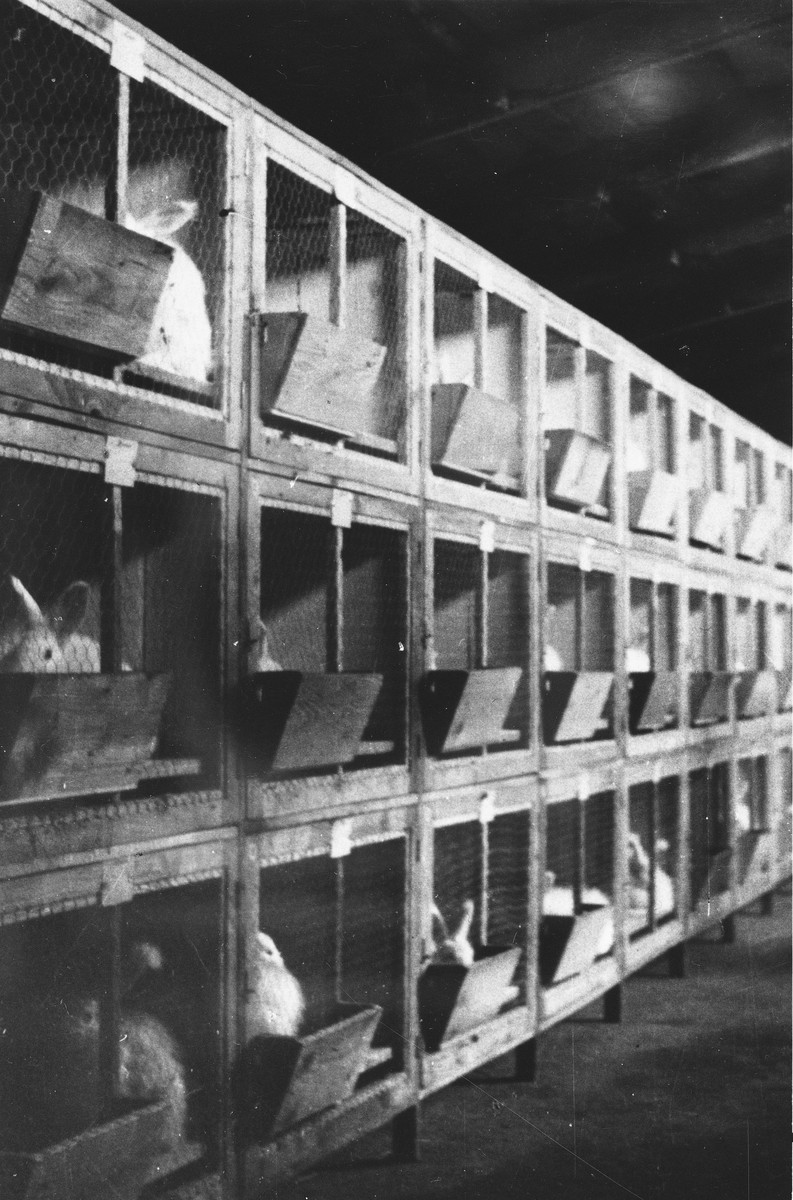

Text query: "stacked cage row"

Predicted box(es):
[0, 1, 789, 1198]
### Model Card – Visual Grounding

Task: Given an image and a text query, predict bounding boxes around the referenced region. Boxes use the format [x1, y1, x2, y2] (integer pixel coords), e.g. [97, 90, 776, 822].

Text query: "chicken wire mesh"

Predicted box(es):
[0, 1, 225, 404]
[258, 506, 407, 768]
[258, 842, 405, 1059]
[487, 810, 530, 955]
[433, 821, 482, 946]
[264, 160, 404, 448]
[433, 262, 476, 387]
[0, 458, 222, 796]
[689, 764, 731, 906]
[433, 540, 480, 671]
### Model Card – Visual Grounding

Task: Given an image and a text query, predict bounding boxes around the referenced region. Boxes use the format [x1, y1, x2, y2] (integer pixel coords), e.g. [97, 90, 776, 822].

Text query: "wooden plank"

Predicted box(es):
[539, 906, 614, 986]
[545, 429, 611, 509]
[688, 487, 729, 548]
[627, 469, 678, 535]
[628, 671, 678, 733]
[735, 669, 777, 719]
[541, 671, 613, 743]
[736, 505, 773, 560]
[418, 946, 521, 1051]
[256, 312, 387, 438]
[0, 673, 171, 803]
[0, 189, 171, 358]
[430, 383, 521, 480]
[418, 668, 522, 755]
[243, 672, 383, 772]
[689, 671, 732, 726]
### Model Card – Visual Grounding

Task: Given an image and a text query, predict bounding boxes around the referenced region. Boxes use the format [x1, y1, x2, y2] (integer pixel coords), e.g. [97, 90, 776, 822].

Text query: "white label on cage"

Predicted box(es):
[100, 859, 133, 906]
[331, 489, 353, 528]
[330, 819, 352, 859]
[110, 22, 146, 81]
[333, 167, 357, 209]
[479, 521, 495, 553]
[577, 774, 590, 801]
[105, 437, 138, 487]
[479, 791, 496, 824]
[579, 542, 593, 573]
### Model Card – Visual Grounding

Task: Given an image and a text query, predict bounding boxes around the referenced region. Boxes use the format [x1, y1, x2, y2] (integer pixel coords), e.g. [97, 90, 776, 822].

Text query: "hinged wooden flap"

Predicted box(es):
[539, 906, 613, 986]
[430, 384, 521, 479]
[628, 469, 678, 535]
[628, 671, 678, 732]
[689, 488, 729, 548]
[418, 946, 521, 1050]
[735, 669, 777, 718]
[542, 672, 613, 743]
[545, 429, 611, 509]
[736, 505, 773, 560]
[419, 668, 522, 755]
[689, 672, 732, 725]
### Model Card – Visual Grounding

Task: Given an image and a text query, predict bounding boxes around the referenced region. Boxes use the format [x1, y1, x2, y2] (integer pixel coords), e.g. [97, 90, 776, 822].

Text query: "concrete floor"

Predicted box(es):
[273, 888, 791, 1200]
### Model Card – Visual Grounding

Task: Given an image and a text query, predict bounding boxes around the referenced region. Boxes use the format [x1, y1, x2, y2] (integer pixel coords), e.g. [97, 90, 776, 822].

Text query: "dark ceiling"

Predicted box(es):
[115, 0, 792, 442]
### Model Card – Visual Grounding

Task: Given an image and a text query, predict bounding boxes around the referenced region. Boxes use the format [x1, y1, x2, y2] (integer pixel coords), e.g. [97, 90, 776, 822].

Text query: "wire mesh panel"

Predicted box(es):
[432, 540, 480, 671]
[258, 841, 406, 1060]
[689, 764, 731, 907]
[0, 878, 223, 1178]
[0, 1, 227, 405]
[545, 331, 612, 518]
[262, 160, 406, 453]
[487, 809, 531, 958]
[433, 262, 476, 388]
[256, 506, 407, 772]
[0, 456, 222, 801]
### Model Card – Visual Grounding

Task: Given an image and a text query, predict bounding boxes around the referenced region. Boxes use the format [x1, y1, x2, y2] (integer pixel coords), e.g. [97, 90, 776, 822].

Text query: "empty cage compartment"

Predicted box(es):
[687, 414, 728, 550]
[431, 264, 524, 491]
[687, 589, 731, 727]
[627, 577, 679, 733]
[734, 756, 774, 889]
[627, 379, 678, 537]
[257, 159, 407, 456]
[733, 440, 772, 561]
[544, 330, 612, 518]
[543, 563, 614, 744]
[420, 808, 527, 1050]
[0, 1, 227, 407]
[689, 763, 732, 908]
[770, 602, 792, 712]
[0, 849, 226, 1197]
[0, 450, 221, 803]
[540, 792, 615, 986]
[244, 829, 407, 1142]
[772, 462, 792, 570]
[734, 597, 776, 719]
[244, 496, 407, 776]
[422, 536, 529, 756]
[627, 777, 679, 938]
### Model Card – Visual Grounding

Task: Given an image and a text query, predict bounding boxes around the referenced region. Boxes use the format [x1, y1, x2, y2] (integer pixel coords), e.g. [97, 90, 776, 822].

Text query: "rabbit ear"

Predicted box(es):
[430, 903, 448, 943]
[544, 870, 556, 889]
[452, 899, 475, 941]
[136, 199, 198, 240]
[10, 575, 46, 629]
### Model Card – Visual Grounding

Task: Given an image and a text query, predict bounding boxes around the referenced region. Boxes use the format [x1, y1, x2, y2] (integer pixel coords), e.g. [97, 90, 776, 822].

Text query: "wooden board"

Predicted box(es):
[736, 505, 773, 561]
[542, 671, 614, 743]
[539, 906, 614, 986]
[256, 312, 387, 439]
[735, 669, 777, 719]
[628, 469, 678, 535]
[418, 946, 521, 1051]
[243, 1003, 382, 1141]
[735, 830, 772, 885]
[430, 384, 521, 479]
[688, 487, 729, 548]
[243, 671, 382, 772]
[419, 668, 522, 755]
[0, 188, 172, 359]
[0, 673, 170, 803]
[628, 671, 678, 733]
[0, 1100, 168, 1200]
[689, 672, 732, 726]
[545, 429, 611, 509]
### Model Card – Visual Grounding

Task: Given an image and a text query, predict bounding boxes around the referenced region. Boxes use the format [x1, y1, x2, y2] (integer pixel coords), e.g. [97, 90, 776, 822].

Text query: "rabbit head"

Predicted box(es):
[429, 900, 476, 968]
[248, 931, 305, 1039]
[0, 576, 99, 673]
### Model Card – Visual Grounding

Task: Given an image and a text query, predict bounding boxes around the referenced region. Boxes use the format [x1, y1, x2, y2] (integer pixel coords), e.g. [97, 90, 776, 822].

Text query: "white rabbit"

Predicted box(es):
[126, 200, 213, 384]
[0, 576, 99, 673]
[543, 644, 564, 672]
[247, 931, 305, 1039]
[626, 833, 675, 919]
[428, 900, 476, 968]
[542, 871, 614, 957]
[625, 646, 652, 673]
[251, 620, 283, 673]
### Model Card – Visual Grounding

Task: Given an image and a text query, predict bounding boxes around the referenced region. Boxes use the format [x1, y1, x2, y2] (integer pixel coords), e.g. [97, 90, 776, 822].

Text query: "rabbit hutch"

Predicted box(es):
[0, 0, 789, 1197]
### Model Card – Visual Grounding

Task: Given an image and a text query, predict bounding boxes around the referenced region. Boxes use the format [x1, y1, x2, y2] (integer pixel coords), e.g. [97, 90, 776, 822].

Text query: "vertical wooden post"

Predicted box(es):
[479, 816, 490, 946]
[392, 1105, 421, 1162]
[334, 857, 345, 1003]
[329, 202, 347, 329]
[603, 983, 622, 1023]
[473, 286, 487, 392]
[98, 905, 122, 1118]
[514, 1037, 538, 1083]
[107, 72, 130, 223]
[576, 568, 586, 672]
[479, 548, 489, 670]
[101, 486, 124, 673]
[667, 940, 686, 978]
[328, 525, 344, 673]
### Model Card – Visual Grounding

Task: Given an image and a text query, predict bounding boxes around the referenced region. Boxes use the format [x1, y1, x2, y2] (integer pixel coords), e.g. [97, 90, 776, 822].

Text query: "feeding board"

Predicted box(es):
[628, 469, 678, 535]
[628, 671, 678, 733]
[689, 672, 732, 726]
[0, 188, 172, 358]
[243, 671, 382, 772]
[545, 429, 611, 510]
[689, 487, 729, 548]
[418, 946, 521, 1051]
[0, 1100, 169, 1200]
[736, 505, 773, 561]
[0, 672, 170, 803]
[694, 847, 732, 904]
[735, 669, 777, 719]
[243, 1003, 382, 1141]
[431, 383, 521, 483]
[539, 905, 614, 987]
[256, 311, 387, 439]
[735, 830, 772, 885]
[419, 668, 522, 755]
[542, 671, 614, 744]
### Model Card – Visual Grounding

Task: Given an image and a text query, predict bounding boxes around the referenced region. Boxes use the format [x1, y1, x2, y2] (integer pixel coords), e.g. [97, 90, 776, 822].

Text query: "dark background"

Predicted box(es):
[114, 0, 792, 443]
